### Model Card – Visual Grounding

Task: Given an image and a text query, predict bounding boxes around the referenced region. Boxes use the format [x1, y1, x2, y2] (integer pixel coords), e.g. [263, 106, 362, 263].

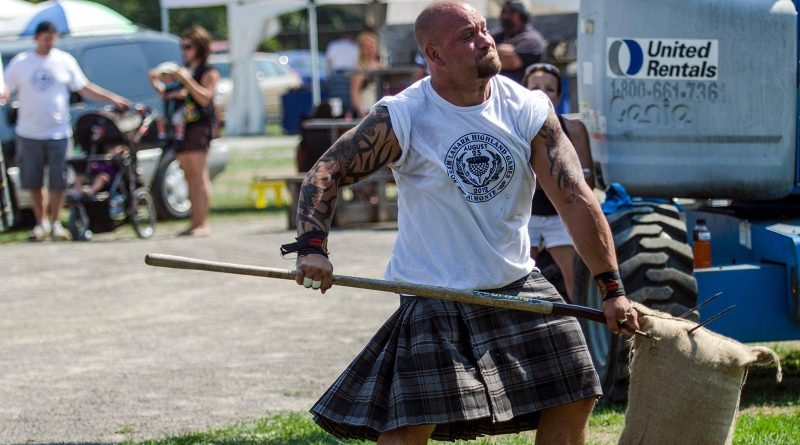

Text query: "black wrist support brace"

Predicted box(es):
[594, 270, 626, 301]
[280, 230, 329, 258]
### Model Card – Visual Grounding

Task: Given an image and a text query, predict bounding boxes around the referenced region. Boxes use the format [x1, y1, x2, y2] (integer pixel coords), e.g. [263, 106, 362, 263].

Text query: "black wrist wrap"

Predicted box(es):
[280, 230, 329, 258]
[594, 270, 626, 301]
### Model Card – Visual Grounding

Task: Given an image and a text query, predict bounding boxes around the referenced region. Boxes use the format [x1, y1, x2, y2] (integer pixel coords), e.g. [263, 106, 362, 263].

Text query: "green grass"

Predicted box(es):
[211, 142, 296, 212]
[123, 407, 798, 445]
[120, 344, 799, 445]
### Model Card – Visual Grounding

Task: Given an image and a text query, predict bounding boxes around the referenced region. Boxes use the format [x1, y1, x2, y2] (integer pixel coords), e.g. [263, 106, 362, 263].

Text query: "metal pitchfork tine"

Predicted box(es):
[679, 291, 723, 319]
[688, 305, 736, 335]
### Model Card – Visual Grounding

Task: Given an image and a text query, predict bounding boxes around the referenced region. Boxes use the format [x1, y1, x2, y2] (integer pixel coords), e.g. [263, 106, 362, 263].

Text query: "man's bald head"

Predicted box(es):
[414, 0, 475, 50]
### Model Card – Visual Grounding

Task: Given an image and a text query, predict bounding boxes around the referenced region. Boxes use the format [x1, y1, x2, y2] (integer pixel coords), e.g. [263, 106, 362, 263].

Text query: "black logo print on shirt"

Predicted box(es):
[31, 69, 55, 91]
[444, 133, 515, 203]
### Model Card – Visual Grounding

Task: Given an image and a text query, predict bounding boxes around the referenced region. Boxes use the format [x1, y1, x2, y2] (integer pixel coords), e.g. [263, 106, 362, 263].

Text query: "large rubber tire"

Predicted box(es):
[573, 202, 698, 402]
[152, 150, 191, 220]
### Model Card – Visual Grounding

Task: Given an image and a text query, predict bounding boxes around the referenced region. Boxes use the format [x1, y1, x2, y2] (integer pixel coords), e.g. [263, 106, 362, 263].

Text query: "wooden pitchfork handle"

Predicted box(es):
[144, 253, 608, 325]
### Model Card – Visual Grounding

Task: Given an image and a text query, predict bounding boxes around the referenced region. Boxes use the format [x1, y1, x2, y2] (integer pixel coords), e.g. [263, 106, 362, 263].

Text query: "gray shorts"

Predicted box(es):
[16, 136, 69, 191]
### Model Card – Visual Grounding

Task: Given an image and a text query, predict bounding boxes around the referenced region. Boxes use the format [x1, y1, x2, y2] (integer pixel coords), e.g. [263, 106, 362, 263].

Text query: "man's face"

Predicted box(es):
[436, 5, 501, 80]
[500, 6, 522, 32]
[35, 31, 57, 53]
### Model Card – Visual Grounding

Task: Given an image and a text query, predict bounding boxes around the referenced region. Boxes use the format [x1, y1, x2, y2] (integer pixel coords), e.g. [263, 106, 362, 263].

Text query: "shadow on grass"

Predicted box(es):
[211, 206, 287, 218]
[741, 350, 800, 407]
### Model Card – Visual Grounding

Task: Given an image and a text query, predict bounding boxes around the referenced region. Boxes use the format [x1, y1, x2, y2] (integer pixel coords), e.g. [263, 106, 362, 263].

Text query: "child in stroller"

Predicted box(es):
[68, 143, 125, 197]
[66, 105, 157, 240]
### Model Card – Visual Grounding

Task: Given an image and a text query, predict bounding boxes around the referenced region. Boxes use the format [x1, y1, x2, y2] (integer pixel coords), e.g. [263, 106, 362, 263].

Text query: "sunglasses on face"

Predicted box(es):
[525, 63, 561, 78]
[181, 44, 194, 50]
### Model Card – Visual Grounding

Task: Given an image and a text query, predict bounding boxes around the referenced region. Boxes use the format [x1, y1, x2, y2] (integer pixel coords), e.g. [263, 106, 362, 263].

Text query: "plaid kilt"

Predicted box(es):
[311, 271, 602, 441]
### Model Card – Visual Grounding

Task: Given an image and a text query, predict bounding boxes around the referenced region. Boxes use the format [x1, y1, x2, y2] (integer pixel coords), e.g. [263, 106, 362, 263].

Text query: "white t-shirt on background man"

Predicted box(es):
[4, 48, 89, 140]
[377, 75, 551, 290]
[325, 38, 359, 71]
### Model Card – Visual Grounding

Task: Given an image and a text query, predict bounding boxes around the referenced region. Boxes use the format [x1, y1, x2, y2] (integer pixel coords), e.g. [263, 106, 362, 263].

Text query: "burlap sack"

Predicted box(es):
[619, 303, 782, 445]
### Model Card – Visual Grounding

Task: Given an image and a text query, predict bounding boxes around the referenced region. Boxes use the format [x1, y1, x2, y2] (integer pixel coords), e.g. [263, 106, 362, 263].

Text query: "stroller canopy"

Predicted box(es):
[75, 109, 145, 152]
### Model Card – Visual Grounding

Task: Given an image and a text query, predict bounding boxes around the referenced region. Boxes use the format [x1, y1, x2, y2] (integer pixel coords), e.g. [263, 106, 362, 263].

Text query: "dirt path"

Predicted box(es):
[0, 216, 399, 443]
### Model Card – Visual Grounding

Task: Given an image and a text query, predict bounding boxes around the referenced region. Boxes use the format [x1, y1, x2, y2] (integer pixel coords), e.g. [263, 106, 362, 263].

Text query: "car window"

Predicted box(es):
[212, 61, 231, 78]
[141, 41, 181, 67]
[80, 43, 153, 99]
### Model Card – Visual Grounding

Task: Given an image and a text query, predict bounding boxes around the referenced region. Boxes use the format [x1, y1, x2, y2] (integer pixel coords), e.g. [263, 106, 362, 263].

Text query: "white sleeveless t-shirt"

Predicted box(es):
[376, 75, 551, 290]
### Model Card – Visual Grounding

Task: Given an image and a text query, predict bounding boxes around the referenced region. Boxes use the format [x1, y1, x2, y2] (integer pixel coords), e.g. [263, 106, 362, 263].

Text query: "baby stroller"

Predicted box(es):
[66, 105, 157, 241]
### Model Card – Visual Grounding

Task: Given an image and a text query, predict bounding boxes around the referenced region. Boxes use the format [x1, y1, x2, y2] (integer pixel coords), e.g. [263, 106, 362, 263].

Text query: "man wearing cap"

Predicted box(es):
[4, 21, 130, 240]
[493, 0, 546, 84]
[289, 1, 638, 444]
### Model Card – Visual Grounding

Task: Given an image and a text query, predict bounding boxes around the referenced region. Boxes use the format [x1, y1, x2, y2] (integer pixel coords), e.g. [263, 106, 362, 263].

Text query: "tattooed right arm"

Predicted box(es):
[297, 105, 402, 235]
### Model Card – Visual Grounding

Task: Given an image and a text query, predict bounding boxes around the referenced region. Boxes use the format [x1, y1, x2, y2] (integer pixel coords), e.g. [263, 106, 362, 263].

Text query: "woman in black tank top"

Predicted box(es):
[172, 25, 219, 237]
[523, 63, 595, 300]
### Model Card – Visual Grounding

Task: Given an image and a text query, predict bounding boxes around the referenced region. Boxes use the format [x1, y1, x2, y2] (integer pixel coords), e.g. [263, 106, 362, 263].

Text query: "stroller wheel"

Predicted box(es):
[131, 187, 156, 239]
[68, 203, 92, 241]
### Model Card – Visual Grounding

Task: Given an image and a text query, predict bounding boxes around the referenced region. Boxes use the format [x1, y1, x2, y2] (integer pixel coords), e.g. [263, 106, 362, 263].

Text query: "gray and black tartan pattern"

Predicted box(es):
[311, 272, 602, 441]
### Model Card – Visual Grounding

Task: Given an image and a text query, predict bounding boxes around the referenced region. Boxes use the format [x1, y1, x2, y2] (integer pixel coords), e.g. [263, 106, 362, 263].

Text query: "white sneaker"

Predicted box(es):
[30, 224, 49, 241]
[51, 222, 71, 241]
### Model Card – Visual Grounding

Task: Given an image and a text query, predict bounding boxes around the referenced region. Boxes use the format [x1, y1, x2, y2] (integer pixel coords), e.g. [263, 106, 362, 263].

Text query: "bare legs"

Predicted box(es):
[29, 188, 45, 225]
[549, 245, 577, 300]
[374, 397, 594, 445]
[536, 397, 595, 444]
[29, 188, 64, 225]
[377, 425, 435, 445]
[531, 245, 578, 301]
[176, 149, 211, 236]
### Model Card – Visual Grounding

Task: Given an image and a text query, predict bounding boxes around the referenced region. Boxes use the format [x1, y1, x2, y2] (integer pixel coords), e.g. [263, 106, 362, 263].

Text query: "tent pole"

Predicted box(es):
[160, 7, 169, 33]
[308, 0, 321, 106]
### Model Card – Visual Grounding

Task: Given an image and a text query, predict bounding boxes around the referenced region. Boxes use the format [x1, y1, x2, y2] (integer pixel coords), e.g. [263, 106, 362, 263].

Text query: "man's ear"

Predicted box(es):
[425, 44, 444, 68]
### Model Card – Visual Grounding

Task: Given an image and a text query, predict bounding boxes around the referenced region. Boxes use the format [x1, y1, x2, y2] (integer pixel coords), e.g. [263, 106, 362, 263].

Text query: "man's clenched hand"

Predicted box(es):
[603, 296, 639, 336]
[295, 254, 333, 294]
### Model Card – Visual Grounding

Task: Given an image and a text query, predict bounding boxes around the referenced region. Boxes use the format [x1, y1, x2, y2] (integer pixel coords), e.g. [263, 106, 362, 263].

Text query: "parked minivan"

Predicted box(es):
[0, 30, 228, 222]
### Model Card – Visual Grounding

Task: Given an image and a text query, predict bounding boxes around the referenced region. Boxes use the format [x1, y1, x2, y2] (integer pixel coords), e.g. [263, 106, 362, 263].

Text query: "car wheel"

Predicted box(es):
[152, 150, 191, 219]
[131, 187, 156, 239]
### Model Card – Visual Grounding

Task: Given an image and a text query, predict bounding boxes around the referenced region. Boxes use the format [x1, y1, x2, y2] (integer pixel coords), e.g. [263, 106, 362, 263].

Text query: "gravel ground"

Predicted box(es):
[0, 216, 399, 443]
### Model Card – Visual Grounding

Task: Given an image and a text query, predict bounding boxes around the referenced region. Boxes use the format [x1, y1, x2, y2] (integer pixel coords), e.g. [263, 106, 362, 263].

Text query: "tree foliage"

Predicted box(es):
[29, 0, 228, 38]
[27, 0, 365, 49]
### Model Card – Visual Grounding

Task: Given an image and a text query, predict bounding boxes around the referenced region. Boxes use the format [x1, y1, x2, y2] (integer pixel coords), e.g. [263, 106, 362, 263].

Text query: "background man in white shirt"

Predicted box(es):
[325, 32, 359, 114]
[4, 21, 130, 240]
[325, 32, 359, 72]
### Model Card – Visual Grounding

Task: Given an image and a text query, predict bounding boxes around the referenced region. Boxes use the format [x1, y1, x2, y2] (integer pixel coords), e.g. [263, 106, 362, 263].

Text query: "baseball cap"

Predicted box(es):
[503, 1, 530, 19]
[153, 61, 181, 75]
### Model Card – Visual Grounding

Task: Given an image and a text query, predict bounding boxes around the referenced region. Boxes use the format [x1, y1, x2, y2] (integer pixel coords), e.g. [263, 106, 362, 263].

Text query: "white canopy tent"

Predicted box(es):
[0, 0, 35, 23]
[161, 0, 379, 134]
[159, 0, 574, 135]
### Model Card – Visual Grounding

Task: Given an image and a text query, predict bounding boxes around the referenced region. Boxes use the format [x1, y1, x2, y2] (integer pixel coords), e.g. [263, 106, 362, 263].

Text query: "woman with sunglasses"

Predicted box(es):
[523, 63, 595, 301]
[170, 25, 220, 237]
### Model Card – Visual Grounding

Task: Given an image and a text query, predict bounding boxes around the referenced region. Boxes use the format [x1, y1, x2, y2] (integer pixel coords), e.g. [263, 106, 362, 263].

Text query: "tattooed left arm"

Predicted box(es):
[296, 105, 401, 236]
[531, 108, 616, 277]
[292, 106, 401, 294]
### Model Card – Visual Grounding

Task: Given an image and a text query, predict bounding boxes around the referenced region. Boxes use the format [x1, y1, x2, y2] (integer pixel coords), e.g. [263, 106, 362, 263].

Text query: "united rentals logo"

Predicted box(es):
[444, 133, 515, 203]
[608, 39, 644, 77]
[607, 38, 718, 80]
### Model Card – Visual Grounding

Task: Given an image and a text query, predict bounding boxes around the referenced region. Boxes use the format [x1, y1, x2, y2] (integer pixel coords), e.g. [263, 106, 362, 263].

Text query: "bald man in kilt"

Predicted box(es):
[284, 1, 640, 443]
